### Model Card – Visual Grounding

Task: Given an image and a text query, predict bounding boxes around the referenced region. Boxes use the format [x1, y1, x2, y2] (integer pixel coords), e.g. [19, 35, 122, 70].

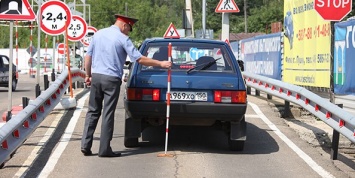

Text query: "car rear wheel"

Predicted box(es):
[228, 139, 245, 151]
[124, 112, 140, 148]
[12, 79, 17, 91]
[124, 137, 139, 148]
[228, 116, 246, 151]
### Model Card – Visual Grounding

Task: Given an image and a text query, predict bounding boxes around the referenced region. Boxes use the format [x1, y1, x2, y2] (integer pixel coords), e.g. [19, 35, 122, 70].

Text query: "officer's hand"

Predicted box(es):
[85, 76, 91, 86]
[160, 61, 172, 69]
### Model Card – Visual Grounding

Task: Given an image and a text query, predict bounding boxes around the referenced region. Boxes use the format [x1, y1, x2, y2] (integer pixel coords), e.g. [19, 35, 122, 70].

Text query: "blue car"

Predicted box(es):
[124, 38, 247, 151]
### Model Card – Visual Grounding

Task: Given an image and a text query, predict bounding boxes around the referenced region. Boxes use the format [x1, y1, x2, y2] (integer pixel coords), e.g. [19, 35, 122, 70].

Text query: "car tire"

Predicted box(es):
[11, 79, 17, 91]
[228, 139, 245, 151]
[124, 137, 139, 148]
[228, 116, 246, 151]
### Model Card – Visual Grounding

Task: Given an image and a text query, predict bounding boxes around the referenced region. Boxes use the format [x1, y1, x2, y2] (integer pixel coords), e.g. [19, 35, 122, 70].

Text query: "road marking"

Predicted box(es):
[248, 102, 334, 178]
[14, 110, 64, 177]
[37, 92, 89, 178]
[245, 114, 259, 118]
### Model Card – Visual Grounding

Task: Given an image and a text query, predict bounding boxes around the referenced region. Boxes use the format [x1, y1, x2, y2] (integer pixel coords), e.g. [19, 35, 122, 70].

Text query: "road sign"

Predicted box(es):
[314, 0, 352, 21]
[163, 23, 180, 39]
[26, 46, 37, 57]
[57, 43, 65, 55]
[0, 0, 36, 21]
[40, 0, 72, 35]
[80, 26, 97, 46]
[215, 0, 240, 13]
[67, 15, 87, 42]
[225, 39, 230, 45]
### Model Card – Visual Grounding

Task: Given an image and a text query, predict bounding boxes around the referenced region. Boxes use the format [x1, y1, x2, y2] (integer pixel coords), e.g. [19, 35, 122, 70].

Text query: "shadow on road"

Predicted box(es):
[120, 122, 280, 156]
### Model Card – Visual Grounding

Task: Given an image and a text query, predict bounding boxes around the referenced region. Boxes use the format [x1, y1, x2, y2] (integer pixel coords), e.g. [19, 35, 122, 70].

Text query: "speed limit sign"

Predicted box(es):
[80, 26, 97, 46]
[40, 1, 72, 35]
[67, 15, 87, 42]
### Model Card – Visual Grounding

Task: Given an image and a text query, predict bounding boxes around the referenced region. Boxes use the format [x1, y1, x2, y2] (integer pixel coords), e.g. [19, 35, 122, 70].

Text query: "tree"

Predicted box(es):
[3, 0, 355, 48]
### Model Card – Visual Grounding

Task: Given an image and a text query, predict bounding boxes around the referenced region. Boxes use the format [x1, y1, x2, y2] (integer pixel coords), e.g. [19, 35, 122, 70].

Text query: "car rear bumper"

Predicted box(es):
[124, 100, 247, 122]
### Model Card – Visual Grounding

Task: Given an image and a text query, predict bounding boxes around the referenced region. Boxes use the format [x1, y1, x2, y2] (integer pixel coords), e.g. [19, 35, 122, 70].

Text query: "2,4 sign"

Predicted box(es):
[40, 0, 72, 35]
[67, 15, 87, 42]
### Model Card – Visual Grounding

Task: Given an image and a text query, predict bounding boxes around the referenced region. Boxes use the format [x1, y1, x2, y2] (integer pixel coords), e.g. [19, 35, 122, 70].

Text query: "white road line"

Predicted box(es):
[245, 114, 259, 118]
[14, 110, 64, 177]
[37, 92, 89, 178]
[248, 102, 334, 178]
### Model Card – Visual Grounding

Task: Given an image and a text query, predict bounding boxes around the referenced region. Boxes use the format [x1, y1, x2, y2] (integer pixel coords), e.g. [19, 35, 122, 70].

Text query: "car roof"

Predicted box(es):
[142, 37, 227, 45]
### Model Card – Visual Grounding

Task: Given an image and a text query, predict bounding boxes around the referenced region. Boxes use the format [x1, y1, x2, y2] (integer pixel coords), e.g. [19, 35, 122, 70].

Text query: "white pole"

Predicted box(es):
[7, 21, 14, 120]
[221, 12, 230, 41]
[37, 0, 42, 86]
[163, 43, 172, 156]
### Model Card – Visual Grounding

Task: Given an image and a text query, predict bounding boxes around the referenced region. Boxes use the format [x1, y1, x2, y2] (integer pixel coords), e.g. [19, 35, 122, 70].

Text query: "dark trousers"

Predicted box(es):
[81, 73, 122, 155]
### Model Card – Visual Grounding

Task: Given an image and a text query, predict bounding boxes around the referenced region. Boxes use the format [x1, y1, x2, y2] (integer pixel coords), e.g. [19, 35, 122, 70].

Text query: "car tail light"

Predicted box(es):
[127, 88, 160, 101]
[214, 90, 246, 103]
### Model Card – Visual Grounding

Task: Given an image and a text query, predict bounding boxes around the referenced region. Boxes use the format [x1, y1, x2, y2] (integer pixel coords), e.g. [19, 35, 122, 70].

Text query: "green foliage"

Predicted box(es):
[7, 0, 355, 48]
[247, 0, 284, 33]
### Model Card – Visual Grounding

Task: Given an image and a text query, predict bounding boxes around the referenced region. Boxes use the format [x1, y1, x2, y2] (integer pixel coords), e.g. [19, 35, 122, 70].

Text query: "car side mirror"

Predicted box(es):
[237, 60, 244, 71]
[128, 62, 133, 70]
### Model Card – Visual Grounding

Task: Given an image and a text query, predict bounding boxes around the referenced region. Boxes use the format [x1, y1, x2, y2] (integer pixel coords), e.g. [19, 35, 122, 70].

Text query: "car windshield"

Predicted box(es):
[140, 42, 235, 73]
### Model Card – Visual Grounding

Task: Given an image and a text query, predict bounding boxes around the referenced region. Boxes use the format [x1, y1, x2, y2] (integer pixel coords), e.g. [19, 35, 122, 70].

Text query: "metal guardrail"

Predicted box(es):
[0, 68, 85, 166]
[243, 72, 355, 144]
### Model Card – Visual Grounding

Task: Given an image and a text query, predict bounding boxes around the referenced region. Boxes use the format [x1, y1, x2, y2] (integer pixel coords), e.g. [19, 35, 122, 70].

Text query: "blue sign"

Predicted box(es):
[334, 20, 355, 95]
[240, 33, 282, 80]
[189, 48, 204, 60]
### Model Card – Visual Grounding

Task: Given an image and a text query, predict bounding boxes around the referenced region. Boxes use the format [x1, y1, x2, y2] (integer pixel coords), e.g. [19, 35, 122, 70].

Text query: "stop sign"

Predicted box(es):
[57, 43, 66, 55]
[314, 0, 352, 21]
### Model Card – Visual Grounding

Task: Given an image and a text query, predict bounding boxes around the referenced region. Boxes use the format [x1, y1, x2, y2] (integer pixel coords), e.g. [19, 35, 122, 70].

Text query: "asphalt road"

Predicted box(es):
[0, 84, 354, 178]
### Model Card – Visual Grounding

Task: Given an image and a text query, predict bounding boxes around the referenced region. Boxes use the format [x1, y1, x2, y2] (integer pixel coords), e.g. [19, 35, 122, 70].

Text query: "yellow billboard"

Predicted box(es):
[283, 0, 331, 88]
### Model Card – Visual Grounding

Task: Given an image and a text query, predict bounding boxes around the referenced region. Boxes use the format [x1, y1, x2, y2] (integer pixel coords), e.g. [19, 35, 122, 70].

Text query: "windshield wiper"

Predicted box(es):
[186, 58, 221, 74]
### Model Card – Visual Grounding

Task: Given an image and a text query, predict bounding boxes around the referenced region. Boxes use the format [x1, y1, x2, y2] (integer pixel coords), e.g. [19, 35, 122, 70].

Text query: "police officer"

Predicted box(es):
[81, 14, 171, 157]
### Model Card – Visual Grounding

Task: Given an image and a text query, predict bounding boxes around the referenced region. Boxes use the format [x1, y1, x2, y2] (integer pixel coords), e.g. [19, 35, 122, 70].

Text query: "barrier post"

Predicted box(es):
[247, 86, 251, 94]
[51, 69, 56, 81]
[331, 104, 342, 160]
[255, 90, 260, 96]
[35, 85, 41, 97]
[267, 94, 272, 100]
[284, 101, 291, 117]
[6, 111, 11, 122]
[22, 97, 29, 109]
[44, 75, 49, 90]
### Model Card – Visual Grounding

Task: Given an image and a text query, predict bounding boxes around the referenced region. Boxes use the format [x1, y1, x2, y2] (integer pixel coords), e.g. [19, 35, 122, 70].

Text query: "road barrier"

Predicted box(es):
[0, 68, 85, 167]
[243, 71, 355, 159]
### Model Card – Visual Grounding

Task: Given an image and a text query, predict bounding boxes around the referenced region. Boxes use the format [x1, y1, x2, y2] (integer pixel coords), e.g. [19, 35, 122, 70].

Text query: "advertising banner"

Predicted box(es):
[240, 33, 282, 80]
[230, 41, 239, 58]
[283, 0, 331, 87]
[334, 20, 355, 95]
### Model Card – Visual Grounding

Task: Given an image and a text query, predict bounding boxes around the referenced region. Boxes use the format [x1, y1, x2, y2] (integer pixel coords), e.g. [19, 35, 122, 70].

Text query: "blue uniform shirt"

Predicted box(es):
[86, 25, 142, 78]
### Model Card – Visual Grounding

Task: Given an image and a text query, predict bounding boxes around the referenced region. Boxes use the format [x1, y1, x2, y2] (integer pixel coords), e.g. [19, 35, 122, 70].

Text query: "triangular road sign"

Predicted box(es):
[225, 39, 230, 45]
[164, 23, 180, 39]
[215, 0, 240, 13]
[0, 0, 36, 21]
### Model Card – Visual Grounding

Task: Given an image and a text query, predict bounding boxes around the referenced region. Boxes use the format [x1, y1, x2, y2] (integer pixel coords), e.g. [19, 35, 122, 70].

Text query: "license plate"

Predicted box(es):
[170, 91, 207, 101]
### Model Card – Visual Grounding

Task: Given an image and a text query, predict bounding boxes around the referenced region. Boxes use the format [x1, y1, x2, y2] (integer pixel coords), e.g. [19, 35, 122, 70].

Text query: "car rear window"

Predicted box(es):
[140, 42, 235, 73]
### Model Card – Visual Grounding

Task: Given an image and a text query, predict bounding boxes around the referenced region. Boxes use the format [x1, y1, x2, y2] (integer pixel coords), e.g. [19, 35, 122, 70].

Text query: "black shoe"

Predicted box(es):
[98, 152, 121, 158]
[81, 148, 92, 156]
